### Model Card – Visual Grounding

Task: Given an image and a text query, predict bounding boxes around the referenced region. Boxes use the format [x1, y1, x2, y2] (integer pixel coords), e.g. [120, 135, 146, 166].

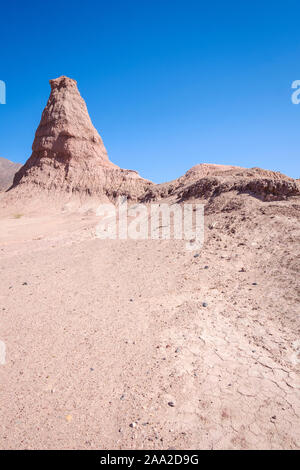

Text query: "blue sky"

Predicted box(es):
[0, 0, 299, 182]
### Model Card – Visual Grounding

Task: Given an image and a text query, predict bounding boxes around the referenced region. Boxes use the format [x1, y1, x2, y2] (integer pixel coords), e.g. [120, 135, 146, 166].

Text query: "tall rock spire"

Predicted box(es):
[34, 76, 113, 165]
[12, 76, 121, 193]
[10, 76, 153, 201]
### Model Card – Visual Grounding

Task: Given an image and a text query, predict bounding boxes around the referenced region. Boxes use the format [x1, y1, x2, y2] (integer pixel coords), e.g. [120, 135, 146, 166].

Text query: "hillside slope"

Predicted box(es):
[0, 157, 21, 191]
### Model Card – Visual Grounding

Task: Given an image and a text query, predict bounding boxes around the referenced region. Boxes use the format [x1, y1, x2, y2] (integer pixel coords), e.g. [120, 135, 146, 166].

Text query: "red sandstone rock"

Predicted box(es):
[12, 76, 151, 200]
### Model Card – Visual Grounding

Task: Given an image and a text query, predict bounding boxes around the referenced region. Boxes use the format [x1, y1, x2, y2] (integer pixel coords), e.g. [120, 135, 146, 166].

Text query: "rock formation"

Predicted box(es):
[0, 157, 22, 191]
[142, 164, 300, 204]
[9, 76, 300, 206]
[11, 76, 152, 200]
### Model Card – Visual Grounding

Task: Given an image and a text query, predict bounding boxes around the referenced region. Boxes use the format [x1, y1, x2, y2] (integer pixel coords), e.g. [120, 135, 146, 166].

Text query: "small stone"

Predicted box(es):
[202, 302, 208, 307]
[204, 265, 209, 269]
[175, 347, 180, 353]
[129, 422, 137, 428]
[129, 298, 134, 302]
[168, 401, 175, 407]
[252, 282, 258, 285]
[194, 254, 199, 258]
[22, 282, 28, 285]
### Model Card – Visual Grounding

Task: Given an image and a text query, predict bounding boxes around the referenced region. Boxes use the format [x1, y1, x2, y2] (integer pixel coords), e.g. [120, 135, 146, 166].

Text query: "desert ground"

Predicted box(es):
[0, 76, 299, 450]
[0, 193, 299, 450]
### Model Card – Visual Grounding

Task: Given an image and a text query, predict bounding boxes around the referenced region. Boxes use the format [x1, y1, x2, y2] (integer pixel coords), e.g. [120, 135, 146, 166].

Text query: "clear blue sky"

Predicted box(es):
[0, 0, 299, 182]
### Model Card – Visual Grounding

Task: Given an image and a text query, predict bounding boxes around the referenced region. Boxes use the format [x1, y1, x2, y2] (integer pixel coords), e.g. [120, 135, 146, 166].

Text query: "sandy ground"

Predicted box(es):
[0, 199, 299, 450]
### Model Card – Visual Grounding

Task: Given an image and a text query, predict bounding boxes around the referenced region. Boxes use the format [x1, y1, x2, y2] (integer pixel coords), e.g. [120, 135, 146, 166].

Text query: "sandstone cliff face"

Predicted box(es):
[12, 76, 152, 200]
